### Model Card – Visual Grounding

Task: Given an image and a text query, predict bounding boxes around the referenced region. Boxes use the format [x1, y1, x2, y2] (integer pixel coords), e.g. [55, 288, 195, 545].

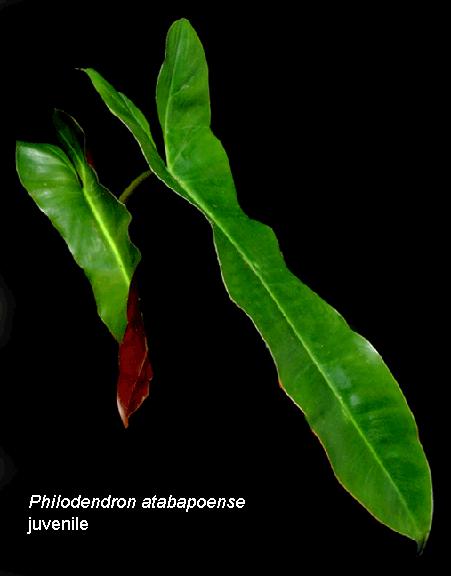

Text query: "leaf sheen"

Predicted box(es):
[80, 21, 432, 550]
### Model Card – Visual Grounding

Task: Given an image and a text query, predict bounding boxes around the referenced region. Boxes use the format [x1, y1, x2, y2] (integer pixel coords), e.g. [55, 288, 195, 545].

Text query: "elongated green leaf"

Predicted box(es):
[16, 110, 141, 342]
[80, 21, 432, 549]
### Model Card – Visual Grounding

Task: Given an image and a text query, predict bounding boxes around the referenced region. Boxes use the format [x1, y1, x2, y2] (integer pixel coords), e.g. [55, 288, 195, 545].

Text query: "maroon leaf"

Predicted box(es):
[82, 149, 152, 426]
[116, 270, 152, 428]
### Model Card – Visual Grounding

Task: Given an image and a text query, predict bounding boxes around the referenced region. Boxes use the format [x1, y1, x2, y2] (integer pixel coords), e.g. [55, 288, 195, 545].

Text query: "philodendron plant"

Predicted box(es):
[16, 19, 432, 552]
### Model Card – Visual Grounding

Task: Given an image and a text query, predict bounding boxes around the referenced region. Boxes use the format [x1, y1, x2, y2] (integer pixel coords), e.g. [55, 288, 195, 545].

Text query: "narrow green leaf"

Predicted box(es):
[80, 21, 432, 549]
[16, 111, 141, 342]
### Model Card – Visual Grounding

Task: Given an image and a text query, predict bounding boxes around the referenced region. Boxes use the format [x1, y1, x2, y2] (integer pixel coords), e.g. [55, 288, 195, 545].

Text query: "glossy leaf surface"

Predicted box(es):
[80, 20, 432, 549]
[16, 110, 141, 342]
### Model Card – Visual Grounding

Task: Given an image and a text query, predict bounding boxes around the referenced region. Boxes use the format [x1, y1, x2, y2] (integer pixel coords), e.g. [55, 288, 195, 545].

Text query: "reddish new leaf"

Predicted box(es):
[117, 271, 153, 427]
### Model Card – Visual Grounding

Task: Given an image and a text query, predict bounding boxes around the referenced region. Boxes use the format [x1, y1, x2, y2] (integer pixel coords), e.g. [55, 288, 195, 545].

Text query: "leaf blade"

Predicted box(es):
[16, 112, 141, 342]
[157, 18, 433, 548]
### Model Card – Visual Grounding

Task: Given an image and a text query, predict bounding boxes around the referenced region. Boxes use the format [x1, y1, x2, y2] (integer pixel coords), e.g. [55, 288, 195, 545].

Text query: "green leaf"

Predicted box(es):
[79, 21, 432, 550]
[78, 67, 191, 207]
[16, 110, 141, 342]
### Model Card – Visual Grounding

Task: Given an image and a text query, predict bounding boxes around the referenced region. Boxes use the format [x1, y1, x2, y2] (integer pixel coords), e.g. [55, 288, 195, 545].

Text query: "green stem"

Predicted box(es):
[119, 170, 152, 204]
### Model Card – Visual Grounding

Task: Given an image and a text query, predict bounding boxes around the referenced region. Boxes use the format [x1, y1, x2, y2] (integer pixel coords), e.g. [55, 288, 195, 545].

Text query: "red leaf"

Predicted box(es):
[117, 271, 153, 428]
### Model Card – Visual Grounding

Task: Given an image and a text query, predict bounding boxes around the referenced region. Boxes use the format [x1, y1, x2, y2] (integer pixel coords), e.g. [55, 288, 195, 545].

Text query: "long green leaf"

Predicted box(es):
[16, 110, 141, 342]
[80, 20, 432, 549]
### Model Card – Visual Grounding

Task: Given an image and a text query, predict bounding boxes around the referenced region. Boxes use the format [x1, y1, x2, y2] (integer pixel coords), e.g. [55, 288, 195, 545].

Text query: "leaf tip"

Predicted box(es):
[415, 530, 431, 556]
[117, 396, 129, 429]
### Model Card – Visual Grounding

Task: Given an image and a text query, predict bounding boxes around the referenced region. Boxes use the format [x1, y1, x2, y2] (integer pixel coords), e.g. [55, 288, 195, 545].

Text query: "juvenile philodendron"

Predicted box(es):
[16, 18, 432, 553]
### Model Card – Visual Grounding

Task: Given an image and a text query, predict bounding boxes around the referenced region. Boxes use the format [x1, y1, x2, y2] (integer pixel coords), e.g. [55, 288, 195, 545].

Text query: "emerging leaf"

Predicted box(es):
[117, 271, 152, 428]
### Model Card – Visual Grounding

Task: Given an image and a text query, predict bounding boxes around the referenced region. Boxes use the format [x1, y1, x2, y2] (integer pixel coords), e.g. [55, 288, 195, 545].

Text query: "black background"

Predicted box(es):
[0, 1, 445, 572]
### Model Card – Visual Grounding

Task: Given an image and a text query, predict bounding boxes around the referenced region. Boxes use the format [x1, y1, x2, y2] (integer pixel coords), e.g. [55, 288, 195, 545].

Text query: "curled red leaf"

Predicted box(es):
[117, 271, 152, 428]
